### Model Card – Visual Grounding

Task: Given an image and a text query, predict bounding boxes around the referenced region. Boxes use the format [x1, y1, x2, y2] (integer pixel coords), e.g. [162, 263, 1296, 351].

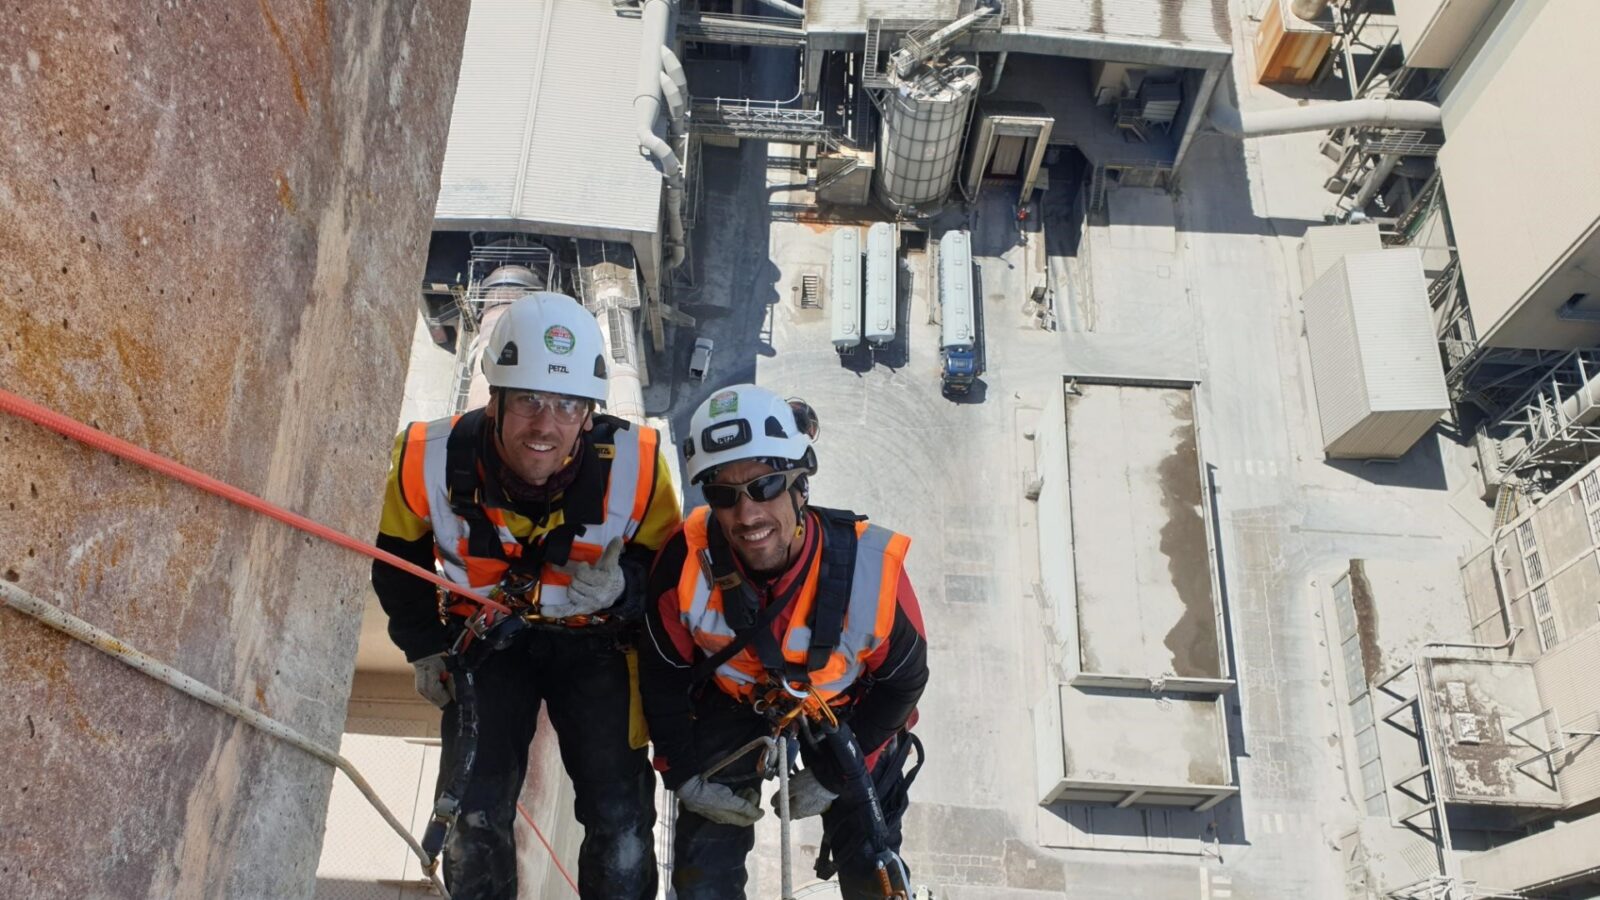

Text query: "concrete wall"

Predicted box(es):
[1439, 0, 1600, 350]
[0, 3, 468, 898]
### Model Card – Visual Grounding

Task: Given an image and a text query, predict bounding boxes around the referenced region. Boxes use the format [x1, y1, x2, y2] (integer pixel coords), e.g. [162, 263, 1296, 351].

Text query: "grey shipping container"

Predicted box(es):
[1302, 248, 1449, 459]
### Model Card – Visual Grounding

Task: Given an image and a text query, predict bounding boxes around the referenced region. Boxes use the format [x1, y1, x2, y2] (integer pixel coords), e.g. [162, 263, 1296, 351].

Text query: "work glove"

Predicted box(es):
[542, 537, 626, 619]
[771, 768, 837, 819]
[676, 775, 765, 827]
[411, 653, 453, 709]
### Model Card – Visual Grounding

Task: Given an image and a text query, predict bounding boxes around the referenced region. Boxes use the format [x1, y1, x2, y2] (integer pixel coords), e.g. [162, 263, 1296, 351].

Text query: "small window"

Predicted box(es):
[1532, 585, 1561, 651]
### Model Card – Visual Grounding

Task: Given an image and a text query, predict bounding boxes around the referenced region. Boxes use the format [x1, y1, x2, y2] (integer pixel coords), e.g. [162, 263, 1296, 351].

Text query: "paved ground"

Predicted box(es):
[646, 20, 1495, 900]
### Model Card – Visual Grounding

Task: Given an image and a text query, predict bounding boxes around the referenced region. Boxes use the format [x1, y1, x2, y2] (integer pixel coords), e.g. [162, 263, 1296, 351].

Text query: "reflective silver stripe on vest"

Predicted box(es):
[418, 416, 647, 593]
[683, 520, 897, 695]
[604, 424, 650, 539]
[782, 523, 895, 695]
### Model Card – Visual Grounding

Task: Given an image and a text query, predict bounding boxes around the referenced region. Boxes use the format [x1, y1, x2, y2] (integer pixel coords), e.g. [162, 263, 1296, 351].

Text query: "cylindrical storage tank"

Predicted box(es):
[865, 222, 898, 346]
[938, 229, 974, 350]
[876, 59, 981, 212]
[830, 227, 862, 352]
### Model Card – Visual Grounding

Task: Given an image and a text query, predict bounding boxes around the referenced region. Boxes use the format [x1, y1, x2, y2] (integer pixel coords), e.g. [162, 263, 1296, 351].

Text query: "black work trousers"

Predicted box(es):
[672, 694, 915, 900]
[435, 630, 657, 900]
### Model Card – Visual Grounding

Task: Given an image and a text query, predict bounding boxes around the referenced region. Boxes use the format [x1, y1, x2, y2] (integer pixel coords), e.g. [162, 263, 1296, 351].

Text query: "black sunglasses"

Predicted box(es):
[703, 470, 805, 509]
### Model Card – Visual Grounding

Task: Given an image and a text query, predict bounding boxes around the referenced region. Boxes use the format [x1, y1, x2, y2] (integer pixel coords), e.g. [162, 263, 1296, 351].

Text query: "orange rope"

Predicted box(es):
[517, 802, 581, 895]
[0, 389, 510, 615]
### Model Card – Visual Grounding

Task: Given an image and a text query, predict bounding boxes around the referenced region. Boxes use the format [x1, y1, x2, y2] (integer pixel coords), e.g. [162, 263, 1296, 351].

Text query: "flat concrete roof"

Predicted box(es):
[1058, 377, 1227, 686]
[1420, 656, 1564, 808]
[1039, 684, 1235, 807]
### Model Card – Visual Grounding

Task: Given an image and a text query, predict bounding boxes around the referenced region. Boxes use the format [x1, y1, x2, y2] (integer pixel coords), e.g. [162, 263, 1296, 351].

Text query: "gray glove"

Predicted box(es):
[677, 775, 765, 826]
[411, 653, 453, 709]
[543, 537, 626, 619]
[771, 768, 837, 819]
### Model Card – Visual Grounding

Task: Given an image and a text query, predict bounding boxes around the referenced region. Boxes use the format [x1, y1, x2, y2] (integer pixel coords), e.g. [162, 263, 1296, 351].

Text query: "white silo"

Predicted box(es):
[875, 58, 981, 213]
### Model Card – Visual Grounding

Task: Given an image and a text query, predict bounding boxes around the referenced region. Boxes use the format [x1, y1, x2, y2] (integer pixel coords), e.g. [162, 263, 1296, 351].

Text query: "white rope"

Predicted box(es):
[0, 580, 450, 899]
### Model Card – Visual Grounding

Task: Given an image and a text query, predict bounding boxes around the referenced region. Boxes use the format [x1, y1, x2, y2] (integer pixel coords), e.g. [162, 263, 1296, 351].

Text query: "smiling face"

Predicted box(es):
[488, 389, 592, 486]
[708, 459, 805, 577]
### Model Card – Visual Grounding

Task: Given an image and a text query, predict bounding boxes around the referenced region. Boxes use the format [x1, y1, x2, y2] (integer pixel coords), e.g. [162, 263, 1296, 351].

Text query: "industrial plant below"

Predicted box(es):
[3, 1, 1600, 899]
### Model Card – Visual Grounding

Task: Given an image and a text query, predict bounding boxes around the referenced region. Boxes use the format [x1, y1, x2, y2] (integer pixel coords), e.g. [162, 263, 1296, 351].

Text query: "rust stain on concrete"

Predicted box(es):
[1349, 560, 1382, 686]
[1159, 394, 1221, 679]
[0, 2, 472, 896]
[258, 0, 308, 113]
[275, 171, 297, 211]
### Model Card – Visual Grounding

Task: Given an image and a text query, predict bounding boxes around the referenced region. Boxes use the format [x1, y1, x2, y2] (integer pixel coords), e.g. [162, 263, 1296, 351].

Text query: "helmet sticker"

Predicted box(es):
[544, 325, 575, 355]
[708, 390, 739, 418]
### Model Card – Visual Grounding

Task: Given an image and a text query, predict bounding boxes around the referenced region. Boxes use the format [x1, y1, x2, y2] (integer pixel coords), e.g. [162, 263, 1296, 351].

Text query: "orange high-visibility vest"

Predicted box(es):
[675, 506, 910, 708]
[397, 413, 658, 604]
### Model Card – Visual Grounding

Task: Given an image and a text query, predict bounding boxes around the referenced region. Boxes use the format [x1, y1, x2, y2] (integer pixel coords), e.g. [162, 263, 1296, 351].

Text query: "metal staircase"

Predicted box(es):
[1087, 163, 1109, 212]
[862, 20, 891, 90]
[811, 156, 862, 193]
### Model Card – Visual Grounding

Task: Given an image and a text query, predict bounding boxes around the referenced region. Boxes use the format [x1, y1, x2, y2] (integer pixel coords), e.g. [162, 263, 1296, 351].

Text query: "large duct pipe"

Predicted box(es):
[1349, 152, 1401, 213]
[1291, 0, 1332, 19]
[635, 0, 686, 269]
[984, 50, 1009, 95]
[660, 46, 688, 98]
[659, 73, 688, 132]
[751, 0, 804, 17]
[1209, 96, 1442, 138]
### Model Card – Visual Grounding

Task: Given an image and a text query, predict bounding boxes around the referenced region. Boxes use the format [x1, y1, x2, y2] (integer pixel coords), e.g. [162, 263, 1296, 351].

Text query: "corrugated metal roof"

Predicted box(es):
[1027, 0, 1231, 50]
[435, 0, 663, 236]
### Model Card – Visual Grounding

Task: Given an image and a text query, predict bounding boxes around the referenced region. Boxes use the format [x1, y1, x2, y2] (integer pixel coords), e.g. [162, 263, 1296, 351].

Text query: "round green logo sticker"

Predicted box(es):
[708, 390, 739, 418]
[544, 325, 575, 355]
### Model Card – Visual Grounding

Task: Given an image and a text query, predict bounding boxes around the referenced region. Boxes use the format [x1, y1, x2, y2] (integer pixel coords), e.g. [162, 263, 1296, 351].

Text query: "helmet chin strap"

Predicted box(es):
[789, 488, 806, 540]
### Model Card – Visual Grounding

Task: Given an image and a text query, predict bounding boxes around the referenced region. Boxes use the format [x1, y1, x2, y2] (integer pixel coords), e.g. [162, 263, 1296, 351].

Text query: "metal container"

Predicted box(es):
[1302, 249, 1449, 458]
[864, 222, 897, 347]
[937, 230, 974, 350]
[875, 59, 980, 212]
[830, 227, 862, 352]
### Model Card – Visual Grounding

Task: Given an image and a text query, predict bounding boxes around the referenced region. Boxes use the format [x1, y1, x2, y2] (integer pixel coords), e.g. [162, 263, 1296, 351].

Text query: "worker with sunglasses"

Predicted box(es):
[372, 292, 679, 899]
[640, 384, 929, 898]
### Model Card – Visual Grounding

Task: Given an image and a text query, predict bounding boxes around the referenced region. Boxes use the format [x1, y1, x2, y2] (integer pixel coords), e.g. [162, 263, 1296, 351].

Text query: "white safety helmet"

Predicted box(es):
[480, 292, 608, 403]
[683, 384, 817, 485]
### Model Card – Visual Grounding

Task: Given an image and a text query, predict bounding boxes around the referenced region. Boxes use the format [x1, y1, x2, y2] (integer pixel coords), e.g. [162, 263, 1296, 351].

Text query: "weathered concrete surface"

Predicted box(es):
[0, 3, 468, 898]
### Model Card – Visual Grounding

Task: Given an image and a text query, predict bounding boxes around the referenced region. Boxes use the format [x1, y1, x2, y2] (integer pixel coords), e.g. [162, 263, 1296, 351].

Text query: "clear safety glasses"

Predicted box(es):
[502, 390, 591, 425]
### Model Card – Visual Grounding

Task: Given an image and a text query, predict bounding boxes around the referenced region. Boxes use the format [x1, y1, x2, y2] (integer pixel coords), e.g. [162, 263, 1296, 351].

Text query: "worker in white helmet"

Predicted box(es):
[640, 384, 929, 899]
[372, 292, 679, 900]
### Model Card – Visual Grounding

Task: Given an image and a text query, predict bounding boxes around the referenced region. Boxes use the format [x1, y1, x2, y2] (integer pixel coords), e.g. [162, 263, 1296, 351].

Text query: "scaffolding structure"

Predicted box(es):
[1489, 350, 1600, 491]
[448, 243, 557, 414]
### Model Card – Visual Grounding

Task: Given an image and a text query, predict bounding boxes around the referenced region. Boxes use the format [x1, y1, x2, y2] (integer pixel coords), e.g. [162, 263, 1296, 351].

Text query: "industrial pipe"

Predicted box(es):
[1291, 0, 1332, 19]
[660, 46, 689, 98]
[751, 0, 804, 17]
[634, 0, 686, 268]
[659, 73, 688, 132]
[983, 50, 1009, 95]
[1349, 152, 1401, 214]
[890, 0, 1000, 78]
[1209, 96, 1442, 138]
